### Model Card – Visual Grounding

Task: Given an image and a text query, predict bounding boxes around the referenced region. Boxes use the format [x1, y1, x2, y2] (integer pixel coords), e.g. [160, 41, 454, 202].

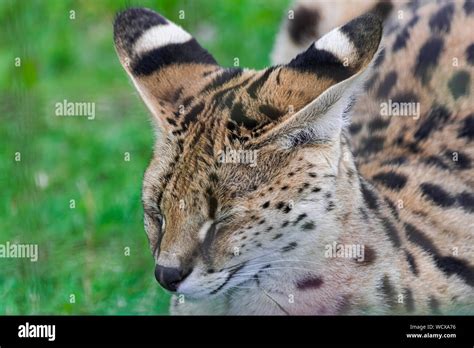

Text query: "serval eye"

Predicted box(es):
[155, 213, 165, 231]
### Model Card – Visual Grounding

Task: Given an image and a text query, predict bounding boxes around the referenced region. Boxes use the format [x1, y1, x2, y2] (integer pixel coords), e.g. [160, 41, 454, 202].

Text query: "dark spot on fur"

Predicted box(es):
[296, 276, 323, 290]
[420, 182, 456, 207]
[359, 136, 385, 156]
[429, 3, 455, 33]
[259, 104, 284, 120]
[208, 195, 218, 219]
[445, 149, 471, 169]
[360, 181, 379, 210]
[465, 0, 474, 15]
[312, 186, 321, 193]
[448, 71, 470, 100]
[326, 202, 335, 212]
[422, 156, 449, 170]
[247, 68, 274, 99]
[275, 69, 282, 85]
[404, 288, 415, 312]
[172, 87, 184, 103]
[391, 91, 419, 104]
[392, 15, 419, 52]
[380, 275, 396, 309]
[436, 256, 474, 286]
[183, 102, 205, 128]
[414, 105, 450, 141]
[458, 114, 474, 140]
[381, 219, 401, 248]
[261, 201, 270, 209]
[404, 223, 474, 286]
[373, 48, 385, 67]
[293, 213, 307, 225]
[281, 220, 289, 228]
[372, 171, 407, 191]
[288, 6, 320, 44]
[368, 117, 390, 132]
[466, 44, 474, 65]
[384, 197, 400, 220]
[382, 156, 407, 166]
[181, 96, 194, 108]
[202, 68, 243, 93]
[414, 38, 444, 85]
[301, 221, 315, 230]
[457, 191, 474, 213]
[404, 250, 419, 276]
[376, 71, 398, 99]
[405, 222, 438, 253]
[349, 122, 362, 135]
[231, 102, 258, 130]
[273, 233, 283, 240]
[209, 172, 219, 183]
[358, 246, 377, 265]
[281, 242, 298, 252]
[227, 122, 237, 134]
[166, 117, 177, 126]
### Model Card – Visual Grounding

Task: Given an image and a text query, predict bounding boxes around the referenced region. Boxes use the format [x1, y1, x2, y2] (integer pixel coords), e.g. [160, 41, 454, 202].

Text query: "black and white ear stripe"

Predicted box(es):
[114, 7, 217, 76]
[287, 13, 382, 81]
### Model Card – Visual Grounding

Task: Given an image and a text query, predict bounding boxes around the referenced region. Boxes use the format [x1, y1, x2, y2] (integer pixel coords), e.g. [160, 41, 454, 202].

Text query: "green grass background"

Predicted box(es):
[0, 0, 289, 314]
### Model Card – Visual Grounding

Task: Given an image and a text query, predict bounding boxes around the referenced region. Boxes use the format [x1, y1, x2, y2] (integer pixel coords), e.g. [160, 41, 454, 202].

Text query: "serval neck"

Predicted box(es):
[222, 138, 403, 315]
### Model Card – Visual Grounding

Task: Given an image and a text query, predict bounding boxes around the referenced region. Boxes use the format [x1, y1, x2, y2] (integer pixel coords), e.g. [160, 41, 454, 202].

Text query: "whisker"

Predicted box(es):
[221, 250, 276, 271]
[242, 258, 323, 269]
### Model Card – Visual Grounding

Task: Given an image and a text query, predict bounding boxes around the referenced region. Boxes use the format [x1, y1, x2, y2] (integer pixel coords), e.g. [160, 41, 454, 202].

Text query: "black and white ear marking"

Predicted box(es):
[114, 8, 217, 77]
[257, 13, 383, 148]
[288, 13, 382, 79]
[113, 8, 220, 134]
[113, 8, 168, 59]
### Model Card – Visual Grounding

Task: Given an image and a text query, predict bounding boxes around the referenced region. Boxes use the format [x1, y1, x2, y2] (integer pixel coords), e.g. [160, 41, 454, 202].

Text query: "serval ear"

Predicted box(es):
[250, 13, 382, 149]
[114, 8, 221, 134]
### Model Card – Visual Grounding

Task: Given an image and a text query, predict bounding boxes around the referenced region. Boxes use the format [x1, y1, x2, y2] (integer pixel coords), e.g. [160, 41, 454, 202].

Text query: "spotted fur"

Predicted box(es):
[114, 1, 474, 315]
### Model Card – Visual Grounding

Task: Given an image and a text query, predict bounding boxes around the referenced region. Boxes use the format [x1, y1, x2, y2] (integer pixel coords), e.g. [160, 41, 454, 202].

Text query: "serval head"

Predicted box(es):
[114, 8, 382, 298]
